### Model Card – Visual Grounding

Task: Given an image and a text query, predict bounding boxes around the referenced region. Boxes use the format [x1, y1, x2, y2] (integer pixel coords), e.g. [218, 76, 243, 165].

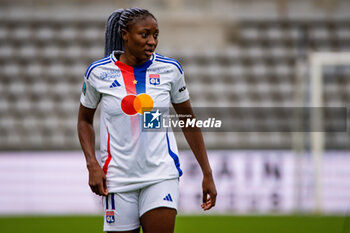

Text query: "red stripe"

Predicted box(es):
[102, 127, 112, 175]
[115, 61, 136, 95]
[115, 60, 139, 138]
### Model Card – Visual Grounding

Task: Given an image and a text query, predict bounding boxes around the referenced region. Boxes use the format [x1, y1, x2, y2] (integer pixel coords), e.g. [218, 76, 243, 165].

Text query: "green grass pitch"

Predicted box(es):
[0, 215, 349, 233]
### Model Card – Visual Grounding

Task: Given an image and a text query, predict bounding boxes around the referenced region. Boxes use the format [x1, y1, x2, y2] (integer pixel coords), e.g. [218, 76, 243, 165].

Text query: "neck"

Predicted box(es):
[119, 50, 147, 67]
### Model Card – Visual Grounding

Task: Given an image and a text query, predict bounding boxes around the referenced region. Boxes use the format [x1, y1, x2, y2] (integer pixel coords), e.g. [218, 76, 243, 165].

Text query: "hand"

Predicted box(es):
[87, 163, 109, 196]
[201, 173, 217, 211]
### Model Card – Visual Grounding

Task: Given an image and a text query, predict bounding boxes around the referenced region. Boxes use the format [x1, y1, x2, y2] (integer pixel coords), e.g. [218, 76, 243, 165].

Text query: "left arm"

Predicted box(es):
[172, 100, 217, 210]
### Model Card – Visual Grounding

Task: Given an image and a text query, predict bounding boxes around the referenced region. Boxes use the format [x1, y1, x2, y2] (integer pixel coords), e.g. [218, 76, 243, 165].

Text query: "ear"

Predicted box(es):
[121, 29, 128, 42]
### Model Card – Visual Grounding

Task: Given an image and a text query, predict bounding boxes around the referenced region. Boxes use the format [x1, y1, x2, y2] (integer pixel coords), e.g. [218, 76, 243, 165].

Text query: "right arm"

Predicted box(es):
[77, 104, 108, 196]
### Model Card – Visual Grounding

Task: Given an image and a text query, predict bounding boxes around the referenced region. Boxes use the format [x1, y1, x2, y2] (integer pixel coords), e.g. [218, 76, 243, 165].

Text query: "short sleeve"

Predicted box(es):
[170, 71, 190, 104]
[80, 74, 101, 109]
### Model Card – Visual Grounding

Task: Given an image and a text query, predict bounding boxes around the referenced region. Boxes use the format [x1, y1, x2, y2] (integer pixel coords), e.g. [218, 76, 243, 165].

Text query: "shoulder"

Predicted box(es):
[154, 53, 183, 75]
[84, 53, 117, 80]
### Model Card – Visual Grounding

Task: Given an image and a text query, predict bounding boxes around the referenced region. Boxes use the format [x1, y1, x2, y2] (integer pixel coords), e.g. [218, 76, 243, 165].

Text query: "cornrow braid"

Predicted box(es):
[104, 8, 156, 56]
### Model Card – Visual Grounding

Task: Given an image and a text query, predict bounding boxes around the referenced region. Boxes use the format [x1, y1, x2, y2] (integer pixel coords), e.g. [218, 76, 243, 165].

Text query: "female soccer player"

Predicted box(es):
[77, 8, 217, 233]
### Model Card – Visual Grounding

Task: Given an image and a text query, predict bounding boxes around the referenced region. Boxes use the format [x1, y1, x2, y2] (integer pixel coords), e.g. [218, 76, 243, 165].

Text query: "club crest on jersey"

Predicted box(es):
[105, 210, 115, 224]
[149, 74, 160, 86]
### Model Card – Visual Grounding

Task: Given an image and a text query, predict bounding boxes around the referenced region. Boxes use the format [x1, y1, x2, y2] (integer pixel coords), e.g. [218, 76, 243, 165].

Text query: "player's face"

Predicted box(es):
[122, 16, 159, 62]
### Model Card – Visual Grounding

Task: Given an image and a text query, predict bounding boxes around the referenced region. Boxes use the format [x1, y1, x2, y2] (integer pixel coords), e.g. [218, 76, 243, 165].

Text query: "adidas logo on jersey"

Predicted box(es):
[163, 193, 173, 202]
[109, 80, 121, 88]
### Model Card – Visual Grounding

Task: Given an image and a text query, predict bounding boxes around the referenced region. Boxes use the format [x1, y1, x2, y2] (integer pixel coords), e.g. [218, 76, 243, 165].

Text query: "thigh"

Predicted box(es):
[103, 192, 141, 232]
[140, 207, 176, 233]
[139, 179, 179, 233]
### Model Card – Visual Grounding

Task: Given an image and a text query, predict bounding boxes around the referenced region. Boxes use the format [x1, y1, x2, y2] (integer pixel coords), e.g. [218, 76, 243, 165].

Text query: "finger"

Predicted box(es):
[90, 184, 97, 193]
[103, 177, 109, 196]
[202, 191, 208, 204]
[201, 201, 209, 208]
[201, 198, 211, 208]
[90, 185, 101, 196]
[210, 192, 217, 206]
[202, 199, 213, 211]
[98, 182, 105, 196]
[202, 198, 216, 211]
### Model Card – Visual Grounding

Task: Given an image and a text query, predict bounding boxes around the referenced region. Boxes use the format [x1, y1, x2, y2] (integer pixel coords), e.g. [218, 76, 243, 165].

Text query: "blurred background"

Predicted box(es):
[0, 0, 350, 232]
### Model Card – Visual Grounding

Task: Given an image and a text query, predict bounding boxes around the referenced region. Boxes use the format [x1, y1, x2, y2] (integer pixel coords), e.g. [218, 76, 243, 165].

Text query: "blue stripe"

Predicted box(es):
[134, 70, 146, 94]
[155, 55, 182, 68]
[168, 194, 173, 202]
[110, 53, 116, 62]
[134, 60, 153, 94]
[106, 195, 109, 209]
[156, 53, 182, 65]
[165, 131, 183, 176]
[88, 56, 110, 67]
[155, 53, 183, 69]
[86, 60, 112, 79]
[84, 56, 110, 77]
[111, 193, 115, 210]
[92, 56, 110, 65]
[155, 58, 183, 74]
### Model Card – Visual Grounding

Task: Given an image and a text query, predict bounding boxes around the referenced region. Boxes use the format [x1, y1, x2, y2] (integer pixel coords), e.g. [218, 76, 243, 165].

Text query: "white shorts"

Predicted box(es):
[103, 178, 179, 232]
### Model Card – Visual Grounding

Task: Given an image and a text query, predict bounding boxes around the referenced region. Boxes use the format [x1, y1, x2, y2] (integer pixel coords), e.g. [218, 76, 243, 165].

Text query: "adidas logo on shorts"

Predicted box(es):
[163, 193, 173, 202]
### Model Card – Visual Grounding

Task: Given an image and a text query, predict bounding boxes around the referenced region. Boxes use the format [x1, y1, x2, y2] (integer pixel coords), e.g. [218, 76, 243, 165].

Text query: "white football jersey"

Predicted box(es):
[80, 51, 190, 192]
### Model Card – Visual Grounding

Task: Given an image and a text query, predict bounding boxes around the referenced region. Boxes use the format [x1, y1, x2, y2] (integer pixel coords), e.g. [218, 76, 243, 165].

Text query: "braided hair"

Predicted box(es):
[104, 8, 156, 56]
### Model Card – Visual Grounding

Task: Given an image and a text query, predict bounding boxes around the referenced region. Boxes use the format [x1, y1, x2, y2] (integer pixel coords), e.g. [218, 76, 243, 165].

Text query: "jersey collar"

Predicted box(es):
[112, 51, 154, 72]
